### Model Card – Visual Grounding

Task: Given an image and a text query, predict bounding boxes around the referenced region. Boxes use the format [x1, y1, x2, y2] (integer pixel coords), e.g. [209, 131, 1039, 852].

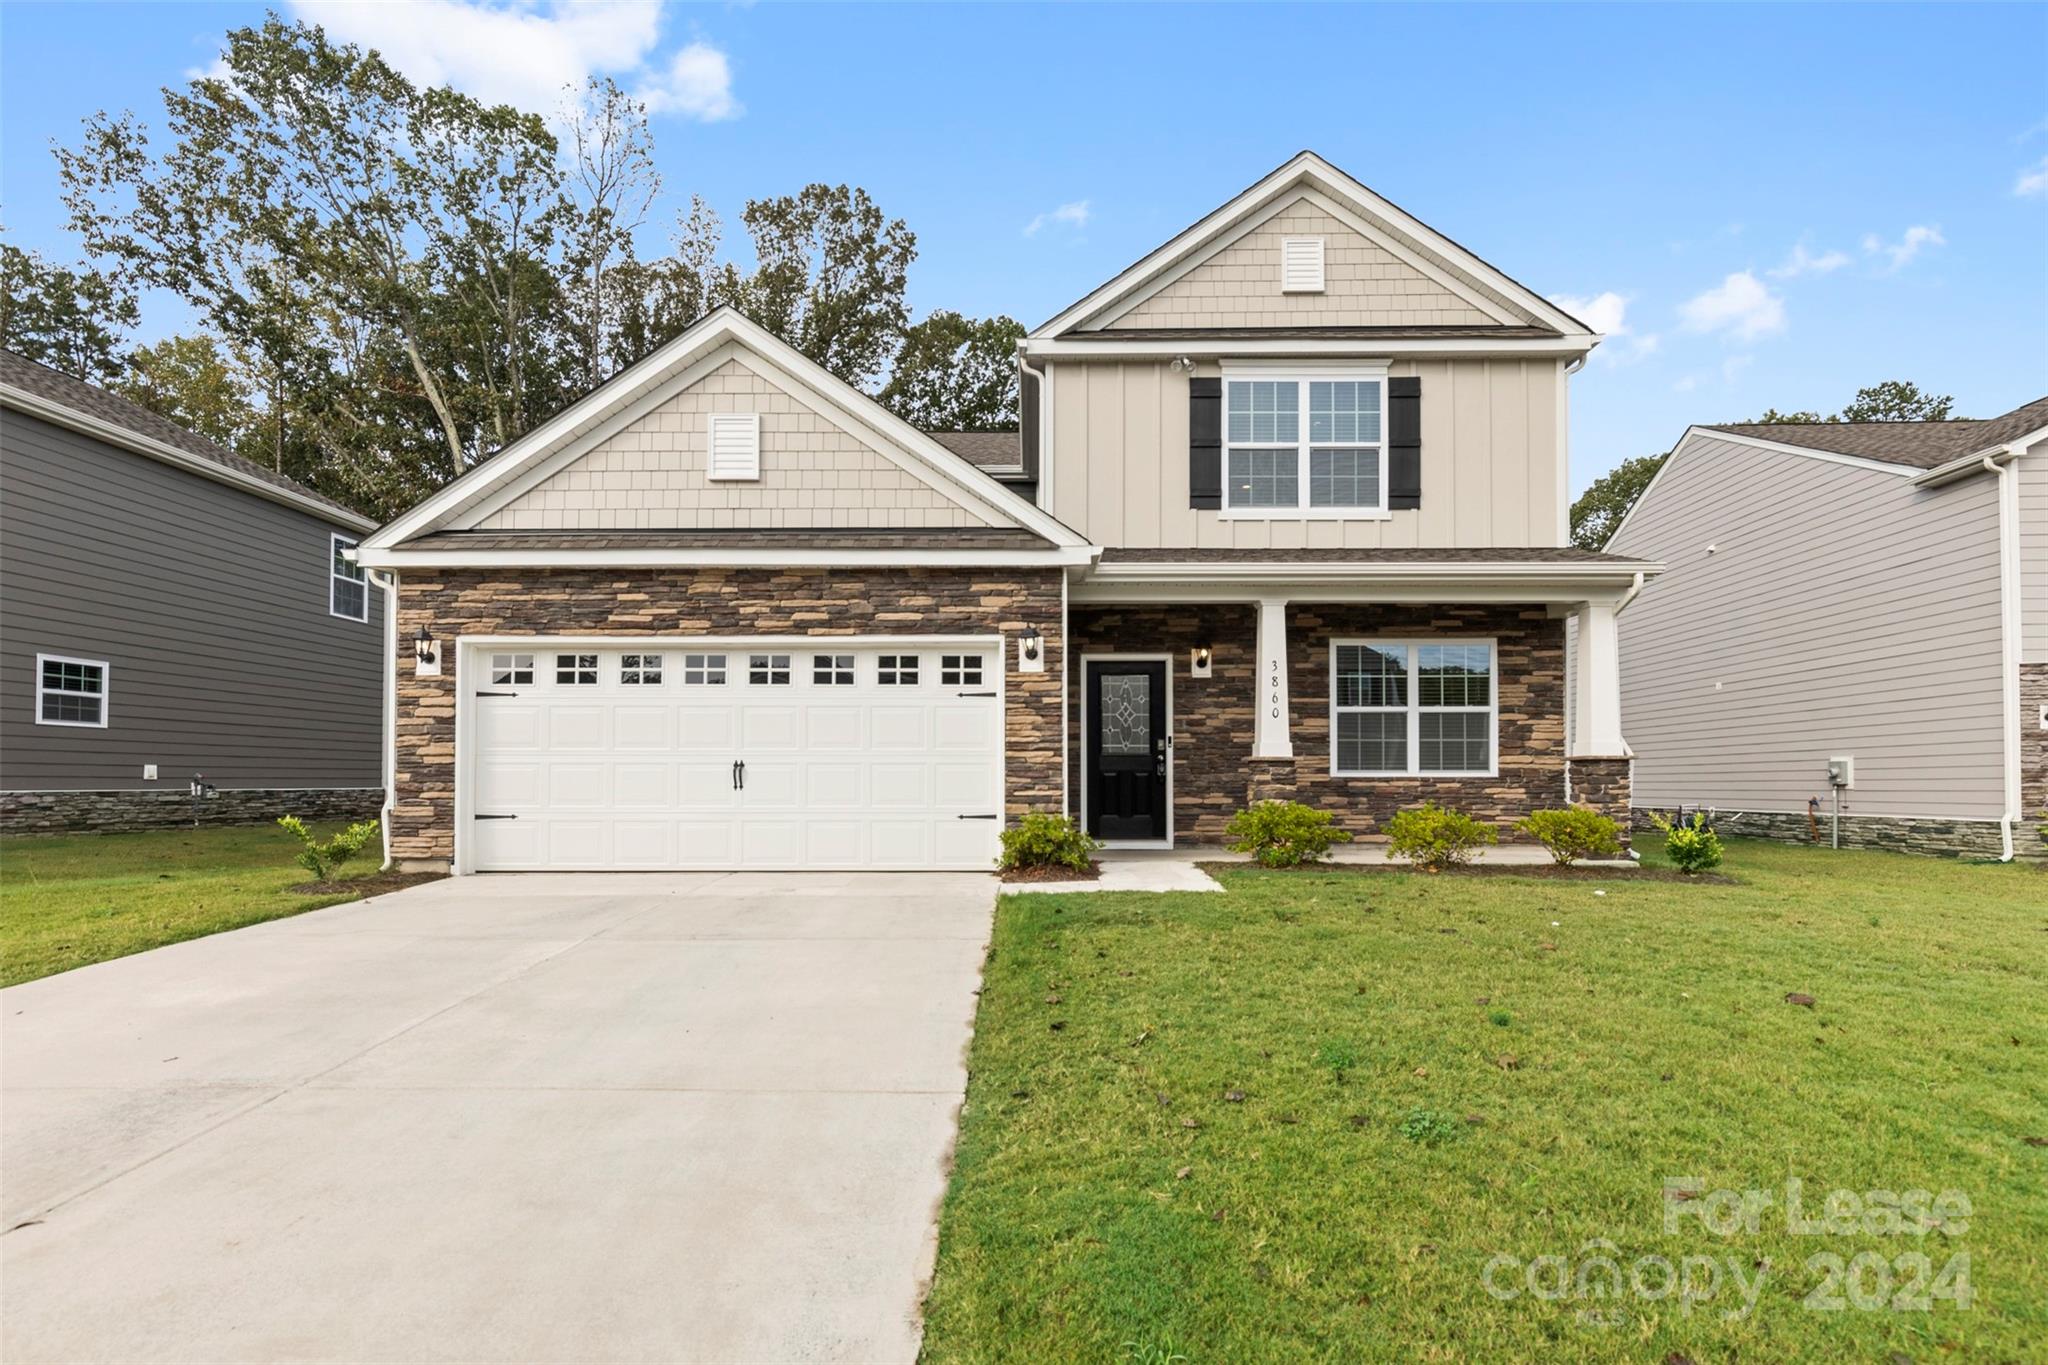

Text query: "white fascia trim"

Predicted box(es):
[1085, 560, 1660, 581]
[2, 386, 377, 533]
[367, 309, 1085, 552]
[1909, 443, 2024, 488]
[1021, 335, 1598, 360]
[1032, 152, 1590, 339]
[357, 546, 1101, 570]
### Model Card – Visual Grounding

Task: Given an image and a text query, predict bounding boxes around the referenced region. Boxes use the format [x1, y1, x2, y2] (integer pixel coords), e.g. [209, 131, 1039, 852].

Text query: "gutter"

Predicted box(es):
[369, 568, 399, 871]
[1086, 559, 1662, 582]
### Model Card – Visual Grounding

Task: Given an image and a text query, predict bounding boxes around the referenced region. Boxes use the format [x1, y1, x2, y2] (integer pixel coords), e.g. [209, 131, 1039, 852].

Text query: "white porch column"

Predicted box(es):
[1254, 596, 1293, 759]
[1570, 600, 1626, 756]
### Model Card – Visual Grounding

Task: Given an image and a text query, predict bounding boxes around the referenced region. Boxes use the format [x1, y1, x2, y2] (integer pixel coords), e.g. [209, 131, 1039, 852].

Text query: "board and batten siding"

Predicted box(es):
[1, 410, 383, 792]
[1609, 434, 2007, 820]
[2019, 446, 2047, 664]
[1045, 357, 1565, 549]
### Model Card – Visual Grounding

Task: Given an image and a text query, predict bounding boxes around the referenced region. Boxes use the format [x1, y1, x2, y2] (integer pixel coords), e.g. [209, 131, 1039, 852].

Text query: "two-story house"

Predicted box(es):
[355, 152, 1658, 873]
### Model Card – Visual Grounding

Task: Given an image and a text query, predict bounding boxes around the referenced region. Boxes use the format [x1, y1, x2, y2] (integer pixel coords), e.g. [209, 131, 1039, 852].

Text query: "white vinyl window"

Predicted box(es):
[555, 653, 598, 685]
[1224, 373, 1387, 519]
[490, 652, 535, 686]
[812, 653, 855, 686]
[330, 535, 367, 621]
[1330, 639, 1495, 776]
[682, 653, 727, 685]
[620, 653, 663, 685]
[877, 654, 920, 685]
[36, 654, 108, 727]
[940, 654, 985, 687]
[748, 653, 791, 685]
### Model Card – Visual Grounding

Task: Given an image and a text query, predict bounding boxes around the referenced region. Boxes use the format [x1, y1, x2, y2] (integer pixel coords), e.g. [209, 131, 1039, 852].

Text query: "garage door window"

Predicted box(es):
[878, 654, 919, 685]
[749, 653, 791, 685]
[941, 654, 985, 686]
[556, 653, 598, 685]
[682, 653, 727, 685]
[620, 654, 663, 685]
[813, 653, 855, 685]
[490, 652, 535, 686]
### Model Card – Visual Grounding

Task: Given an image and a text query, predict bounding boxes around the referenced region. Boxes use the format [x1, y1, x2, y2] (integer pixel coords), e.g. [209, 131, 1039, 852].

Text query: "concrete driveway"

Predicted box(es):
[1, 872, 995, 1363]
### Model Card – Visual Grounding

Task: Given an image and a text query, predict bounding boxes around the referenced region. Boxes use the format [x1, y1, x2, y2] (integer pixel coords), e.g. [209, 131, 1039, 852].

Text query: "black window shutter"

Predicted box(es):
[1019, 369, 1041, 482]
[1388, 376, 1421, 510]
[1189, 377, 1222, 509]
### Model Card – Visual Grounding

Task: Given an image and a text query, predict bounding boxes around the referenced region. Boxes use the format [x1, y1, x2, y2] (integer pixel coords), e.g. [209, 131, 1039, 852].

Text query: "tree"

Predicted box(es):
[1570, 452, 1667, 550]
[0, 235, 137, 382]
[1839, 380, 1953, 423]
[879, 311, 1025, 429]
[560, 78, 659, 391]
[1748, 408, 1830, 425]
[119, 334, 259, 449]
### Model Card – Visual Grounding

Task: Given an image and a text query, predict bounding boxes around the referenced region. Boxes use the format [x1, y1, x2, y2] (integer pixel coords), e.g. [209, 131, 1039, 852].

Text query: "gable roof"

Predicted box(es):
[363, 308, 1088, 562]
[1702, 395, 2048, 471]
[925, 430, 1023, 473]
[1029, 151, 1595, 344]
[0, 348, 374, 531]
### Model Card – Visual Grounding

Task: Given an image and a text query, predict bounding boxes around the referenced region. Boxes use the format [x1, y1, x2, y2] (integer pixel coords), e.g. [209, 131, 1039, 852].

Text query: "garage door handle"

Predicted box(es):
[474, 690, 520, 697]
[956, 690, 997, 698]
[957, 813, 998, 820]
[732, 759, 745, 791]
[474, 813, 518, 820]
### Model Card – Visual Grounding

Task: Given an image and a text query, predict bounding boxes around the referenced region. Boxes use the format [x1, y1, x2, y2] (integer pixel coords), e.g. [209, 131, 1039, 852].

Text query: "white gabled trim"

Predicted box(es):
[357, 545, 1099, 570]
[1032, 151, 1591, 340]
[1, 383, 376, 533]
[1021, 335, 1598, 359]
[366, 308, 1088, 552]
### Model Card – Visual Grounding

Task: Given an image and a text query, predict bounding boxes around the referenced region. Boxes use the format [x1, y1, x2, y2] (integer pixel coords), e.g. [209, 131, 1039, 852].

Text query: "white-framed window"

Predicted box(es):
[1330, 638, 1496, 777]
[682, 653, 727, 685]
[877, 654, 920, 685]
[555, 653, 598, 685]
[812, 653, 855, 686]
[36, 653, 108, 727]
[707, 412, 761, 481]
[940, 653, 985, 686]
[490, 652, 535, 686]
[748, 652, 791, 685]
[330, 534, 367, 621]
[1223, 370, 1388, 519]
[620, 653, 663, 685]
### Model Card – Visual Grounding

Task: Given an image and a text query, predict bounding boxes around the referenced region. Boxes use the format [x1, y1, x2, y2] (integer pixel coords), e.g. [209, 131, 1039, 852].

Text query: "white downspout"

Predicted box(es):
[1017, 345, 1050, 511]
[1985, 454, 2020, 862]
[369, 568, 400, 871]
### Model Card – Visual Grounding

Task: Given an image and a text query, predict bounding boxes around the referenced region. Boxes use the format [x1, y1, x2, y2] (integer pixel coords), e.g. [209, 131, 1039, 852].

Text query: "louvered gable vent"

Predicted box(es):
[1280, 236, 1325, 293]
[706, 412, 761, 481]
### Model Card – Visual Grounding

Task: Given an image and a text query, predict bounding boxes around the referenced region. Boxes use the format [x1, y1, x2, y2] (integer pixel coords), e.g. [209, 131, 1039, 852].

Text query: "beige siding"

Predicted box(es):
[1610, 435, 2007, 820]
[480, 358, 991, 530]
[1046, 357, 1564, 548]
[1107, 201, 1498, 331]
[2019, 446, 2047, 663]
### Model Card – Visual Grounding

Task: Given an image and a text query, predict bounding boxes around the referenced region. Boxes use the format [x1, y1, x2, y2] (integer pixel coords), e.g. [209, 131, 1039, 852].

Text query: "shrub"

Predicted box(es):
[1648, 809, 1724, 874]
[1385, 801, 1497, 871]
[997, 812, 1099, 873]
[277, 815, 380, 883]
[1516, 806, 1623, 866]
[1226, 800, 1354, 868]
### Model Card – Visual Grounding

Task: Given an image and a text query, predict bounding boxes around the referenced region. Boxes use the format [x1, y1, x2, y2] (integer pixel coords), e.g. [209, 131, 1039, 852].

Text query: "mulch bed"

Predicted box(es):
[1000, 861, 1102, 884]
[1196, 860, 1735, 884]
[288, 871, 447, 897]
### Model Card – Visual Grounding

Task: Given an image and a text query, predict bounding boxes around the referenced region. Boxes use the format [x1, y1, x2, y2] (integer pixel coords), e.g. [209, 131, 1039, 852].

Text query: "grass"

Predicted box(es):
[920, 840, 2048, 1362]
[1, 823, 399, 987]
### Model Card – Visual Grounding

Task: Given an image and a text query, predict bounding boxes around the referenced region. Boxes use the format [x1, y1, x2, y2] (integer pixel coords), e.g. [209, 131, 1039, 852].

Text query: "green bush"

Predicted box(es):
[1516, 806, 1623, 866]
[997, 813, 1099, 873]
[1384, 801, 1497, 871]
[1648, 809, 1724, 874]
[1225, 800, 1353, 868]
[1398, 1108, 1465, 1147]
[277, 815, 380, 883]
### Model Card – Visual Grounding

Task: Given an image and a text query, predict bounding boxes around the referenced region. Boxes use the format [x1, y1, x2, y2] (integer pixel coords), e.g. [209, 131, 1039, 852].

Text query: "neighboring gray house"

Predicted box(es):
[1609, 397, 2048, 859]
[1, 350, 384, 833]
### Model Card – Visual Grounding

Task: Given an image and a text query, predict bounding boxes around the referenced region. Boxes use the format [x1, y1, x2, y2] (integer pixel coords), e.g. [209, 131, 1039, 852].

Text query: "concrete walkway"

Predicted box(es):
[1, 872, 995, 1364]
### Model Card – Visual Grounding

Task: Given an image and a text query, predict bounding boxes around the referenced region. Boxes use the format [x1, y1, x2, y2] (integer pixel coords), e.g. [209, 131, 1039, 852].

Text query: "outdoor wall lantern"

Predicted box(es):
[1191, 645, 1214, 678]
[1017, 626, 1045, 674]
[414, 624, 442, 676]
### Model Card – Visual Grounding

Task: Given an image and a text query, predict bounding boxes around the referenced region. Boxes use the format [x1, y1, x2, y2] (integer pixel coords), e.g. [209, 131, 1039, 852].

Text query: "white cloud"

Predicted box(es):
[1861, 225, 1945, 272]
[1722, 354, 1753, 384]
[1767, 243, 1851, 279]
[2015, 156, 2048, 198]
[1679, 271, 1786, 342]
[1549, 290, 1658, 364]
[284, 0, 738, 122]
[1023, 200, 1091, 237]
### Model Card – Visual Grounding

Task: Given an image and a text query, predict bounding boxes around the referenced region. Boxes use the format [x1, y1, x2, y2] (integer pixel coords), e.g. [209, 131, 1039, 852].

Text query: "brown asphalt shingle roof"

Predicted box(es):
[1703, 395, 2048, 470]
[0, 348, 370, 524]
[924, 431, 1023, 470]
[403, 527, 1052, 552]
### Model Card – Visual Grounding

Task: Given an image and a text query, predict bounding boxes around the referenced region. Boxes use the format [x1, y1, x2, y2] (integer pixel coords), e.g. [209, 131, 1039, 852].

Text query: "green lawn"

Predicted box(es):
[921, 840, 2047, 1362]
[0, 823, 400, 987]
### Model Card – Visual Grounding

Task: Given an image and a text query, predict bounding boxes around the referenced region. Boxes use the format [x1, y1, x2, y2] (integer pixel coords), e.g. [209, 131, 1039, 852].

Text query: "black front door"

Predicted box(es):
[1086, 660, 1168, 841]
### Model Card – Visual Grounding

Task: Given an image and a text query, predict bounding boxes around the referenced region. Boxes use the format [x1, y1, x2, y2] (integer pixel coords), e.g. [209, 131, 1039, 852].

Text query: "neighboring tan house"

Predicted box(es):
[0, 350, 384, 832]
[355, 151, 1659, 873]
[1608, 399, 2048, 860]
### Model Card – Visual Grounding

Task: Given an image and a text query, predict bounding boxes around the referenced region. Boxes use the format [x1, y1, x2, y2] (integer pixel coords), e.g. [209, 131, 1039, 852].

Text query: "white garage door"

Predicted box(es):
[465, 643, 1003, 871]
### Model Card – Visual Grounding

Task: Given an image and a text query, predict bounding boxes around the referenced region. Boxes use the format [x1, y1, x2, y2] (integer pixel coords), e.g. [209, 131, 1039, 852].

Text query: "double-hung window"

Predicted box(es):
[330, 535, 367, 621]
[37, 654, 108, 727]
[1224, 371, 1387, 518]
[1331, 639, 1495, 776]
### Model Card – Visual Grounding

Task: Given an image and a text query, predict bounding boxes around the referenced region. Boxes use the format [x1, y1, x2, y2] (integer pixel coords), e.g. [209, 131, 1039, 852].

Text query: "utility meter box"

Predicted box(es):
[1826, 756, 1854, 789]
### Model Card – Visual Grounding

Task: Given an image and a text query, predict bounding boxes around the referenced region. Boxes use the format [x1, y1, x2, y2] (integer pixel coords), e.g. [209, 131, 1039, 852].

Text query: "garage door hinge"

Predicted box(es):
[473, 813, 518, 820]
[957, 813, 999, 820]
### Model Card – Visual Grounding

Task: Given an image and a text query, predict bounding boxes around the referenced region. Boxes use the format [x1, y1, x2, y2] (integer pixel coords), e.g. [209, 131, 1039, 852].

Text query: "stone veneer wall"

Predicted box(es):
[391, 568, 1064, 866]
[1, 786, 381, 836]
[1633, 806, 2014, 860]
[2024, 665, 2048, 861]
[1565, 758, 1633, 850]
[1069, 603, 1577, 843]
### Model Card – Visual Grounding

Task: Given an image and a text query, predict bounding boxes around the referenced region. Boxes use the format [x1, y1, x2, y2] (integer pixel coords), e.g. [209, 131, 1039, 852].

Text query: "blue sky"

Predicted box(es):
[4, 2, 2044, 493]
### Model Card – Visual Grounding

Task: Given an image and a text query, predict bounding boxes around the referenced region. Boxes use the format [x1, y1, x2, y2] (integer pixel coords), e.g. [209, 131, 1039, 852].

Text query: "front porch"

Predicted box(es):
[1064, 551, 1652, 848]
